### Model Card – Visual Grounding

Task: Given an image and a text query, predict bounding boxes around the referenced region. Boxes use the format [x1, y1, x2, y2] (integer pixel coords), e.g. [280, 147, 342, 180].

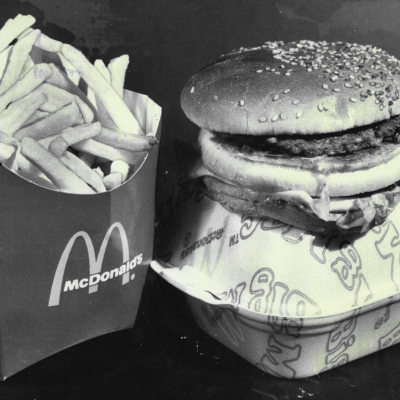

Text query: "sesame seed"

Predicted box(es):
[280, 113, 287, 120]
[349, 74, 355, 79]
[190, 87, 195, 93]
[272, 114, 279, 122]
[333, 88, 340, 92]
[257, 70, 263, 73]
[265, 67, 271, 71]
[273, 95, 279, 101]
[285, 72, 291, 76]
[323, 84, 329, 90]
[296, 111, 303, 118]
[283, 89, 291, 94]
[239, 100, 245, 106]
[292, 99, 300, 104]
[259, 116, 267, 122]
[318, 104, 324, 111]
[307, 68, 313, 72]
[323, 103, 329, 110]
[350, 98, 357, 103]
[266, 137, 278, 144]
[345, 83, 353, 88]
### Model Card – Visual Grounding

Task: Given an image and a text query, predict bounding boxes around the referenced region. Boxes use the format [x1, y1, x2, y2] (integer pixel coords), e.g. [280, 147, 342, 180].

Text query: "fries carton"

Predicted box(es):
[152, 176, 400, 379]
[0, 90, 161, 379]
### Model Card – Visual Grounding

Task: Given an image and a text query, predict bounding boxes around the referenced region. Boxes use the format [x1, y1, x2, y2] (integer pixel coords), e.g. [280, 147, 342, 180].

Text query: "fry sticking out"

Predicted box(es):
[72, 138, 142, 164]
[96, 126, 158, 151]
[48, 122, 101, 157]
[61, 44, 144, 135]
[108, 55, 129, 98]
[94, 59, 111, 82]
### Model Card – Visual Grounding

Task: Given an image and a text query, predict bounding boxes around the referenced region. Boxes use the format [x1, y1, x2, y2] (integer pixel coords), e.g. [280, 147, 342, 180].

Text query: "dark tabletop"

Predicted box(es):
[2, 0, 400, 398]
[1, 270, 400, 400]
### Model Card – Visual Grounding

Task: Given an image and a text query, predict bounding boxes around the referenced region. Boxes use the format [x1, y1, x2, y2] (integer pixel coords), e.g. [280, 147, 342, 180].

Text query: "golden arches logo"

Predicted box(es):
[48, 222, 130, 307]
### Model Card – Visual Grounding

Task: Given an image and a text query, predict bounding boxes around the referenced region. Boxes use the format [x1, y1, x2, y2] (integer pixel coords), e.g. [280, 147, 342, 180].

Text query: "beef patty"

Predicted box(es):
[216, 115, 400, 157]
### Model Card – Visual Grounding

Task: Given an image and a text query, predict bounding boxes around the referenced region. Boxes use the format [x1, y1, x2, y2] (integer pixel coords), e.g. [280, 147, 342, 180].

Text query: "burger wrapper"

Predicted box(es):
[0, 90, 161, 379]
[152, 176, 400, 378]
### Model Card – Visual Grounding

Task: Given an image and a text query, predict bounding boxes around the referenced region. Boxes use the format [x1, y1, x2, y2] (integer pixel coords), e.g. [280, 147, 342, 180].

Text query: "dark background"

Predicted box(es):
[2, 0, 400, 398]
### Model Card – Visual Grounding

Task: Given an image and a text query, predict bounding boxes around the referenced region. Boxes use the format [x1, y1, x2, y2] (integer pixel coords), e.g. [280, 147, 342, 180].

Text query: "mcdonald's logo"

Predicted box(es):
[48, 222, 142, 307]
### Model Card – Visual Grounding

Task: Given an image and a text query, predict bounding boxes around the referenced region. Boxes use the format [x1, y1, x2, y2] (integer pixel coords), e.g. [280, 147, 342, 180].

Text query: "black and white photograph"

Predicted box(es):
[1, 1, 400, 399]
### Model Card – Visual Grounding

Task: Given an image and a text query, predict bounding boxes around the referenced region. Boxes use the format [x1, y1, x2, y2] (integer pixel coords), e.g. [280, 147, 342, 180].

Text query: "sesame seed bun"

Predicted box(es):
[181, 41, 400, 135]
[180, 40, 400, 234]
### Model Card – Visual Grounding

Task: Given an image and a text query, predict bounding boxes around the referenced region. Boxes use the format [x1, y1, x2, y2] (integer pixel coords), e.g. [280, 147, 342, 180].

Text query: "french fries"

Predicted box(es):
[103, 173, 122, 190]
[72, 138, 143, 164]
[96, 126, 158, 151]
[0, 63, 51, 112]
[108, 55, 129, 98]
[0, 14, 159, 194]
[0, 91, 47, 135]
[0, 46, 12, 79]
[111, 160, 129, 182]
[21, 138, 95, 194]
[94, 59, 111, 83]
[56, 151, 107, 193]
[0, 29, 40, 95]
[0, 14, 35, 54]
[14, 102, 80, 141]
[35, 83, 94, 123]
[48, 122, 101, 157]
[61, 44, 144, 135]
[0, 144, 16, 163]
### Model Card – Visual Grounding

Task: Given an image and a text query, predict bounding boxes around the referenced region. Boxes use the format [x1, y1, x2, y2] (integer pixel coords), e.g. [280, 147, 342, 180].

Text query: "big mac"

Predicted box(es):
[181, 40, 400, 234]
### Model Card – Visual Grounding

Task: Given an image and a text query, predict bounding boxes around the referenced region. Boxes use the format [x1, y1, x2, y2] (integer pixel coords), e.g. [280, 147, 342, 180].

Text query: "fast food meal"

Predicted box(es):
[181, 40, 400, 234]
[0, 14, 158, 194]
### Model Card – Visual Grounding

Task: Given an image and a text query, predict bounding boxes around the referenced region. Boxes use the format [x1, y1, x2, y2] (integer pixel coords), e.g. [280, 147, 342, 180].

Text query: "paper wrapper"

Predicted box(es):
[0, 90, 161, 379]
[152, 176, 400, 378]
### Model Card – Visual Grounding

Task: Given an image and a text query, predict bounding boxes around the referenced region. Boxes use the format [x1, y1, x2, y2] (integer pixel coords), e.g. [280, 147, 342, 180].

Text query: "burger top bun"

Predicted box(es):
[181, 40, 400, 136]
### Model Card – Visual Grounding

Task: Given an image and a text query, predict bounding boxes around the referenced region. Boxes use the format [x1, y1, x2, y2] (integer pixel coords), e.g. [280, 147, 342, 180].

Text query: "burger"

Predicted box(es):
[180, 40, 400, 235]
